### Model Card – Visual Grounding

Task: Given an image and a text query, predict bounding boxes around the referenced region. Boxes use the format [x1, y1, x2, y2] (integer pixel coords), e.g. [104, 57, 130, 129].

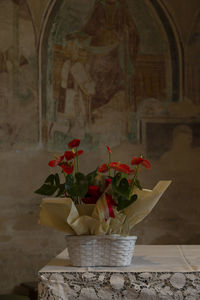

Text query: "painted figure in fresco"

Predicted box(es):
[82, 0, 140, 112]
[57, 33, 96, 130]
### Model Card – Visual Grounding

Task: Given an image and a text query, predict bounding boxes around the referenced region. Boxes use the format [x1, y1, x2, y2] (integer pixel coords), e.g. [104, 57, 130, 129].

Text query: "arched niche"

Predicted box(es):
[39, 0, 182, 150]
[186, 10, 200, 104]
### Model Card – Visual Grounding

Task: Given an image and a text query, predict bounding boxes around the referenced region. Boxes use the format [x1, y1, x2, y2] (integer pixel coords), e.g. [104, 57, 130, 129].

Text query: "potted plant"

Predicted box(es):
[35, 139, 171, 266]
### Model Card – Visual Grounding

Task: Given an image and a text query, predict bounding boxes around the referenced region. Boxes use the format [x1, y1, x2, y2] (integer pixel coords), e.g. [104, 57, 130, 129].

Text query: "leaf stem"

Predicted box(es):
[61, 170, 66, 181]
[76, 147, 79, 172]
[129, 165, 139, 199]
[73, 159, 76, 179]
[108, 152, 111, 177]
[133, 165, 139, 181]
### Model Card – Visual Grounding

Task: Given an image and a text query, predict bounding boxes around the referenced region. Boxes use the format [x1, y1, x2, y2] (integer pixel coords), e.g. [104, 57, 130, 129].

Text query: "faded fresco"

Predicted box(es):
[0, 0, 200, 294]
[45, 0, 169, 151]
[0, 0, 38, 150]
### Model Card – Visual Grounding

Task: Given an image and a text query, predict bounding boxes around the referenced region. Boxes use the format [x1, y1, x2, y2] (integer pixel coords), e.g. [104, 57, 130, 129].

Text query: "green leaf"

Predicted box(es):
[44, 174, 55, 185]
[55, 173, 60, 187]
[74, 172, 88, 198]
[130, 194, 138, 202]
[112, 172, 122, 187]
[65, 173, 88, 199]
[35, 173, 63, 196]
[75, 172, 86, 184]
[112, 176, 130, 198]
[86, 169, 97, 186]
[65, 174, 74, 191]
[56, 184, 65, 197]
[34, 184, 58, 196]
[117, 194, 137, 211]
[119, 178, 129, 194]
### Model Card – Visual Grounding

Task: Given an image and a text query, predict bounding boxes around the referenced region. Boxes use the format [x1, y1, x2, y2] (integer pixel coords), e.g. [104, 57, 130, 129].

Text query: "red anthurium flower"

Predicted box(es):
[141, 159, 151, 169]
[48, 155, 64, 167]
[117, 163, 131, 174]
[74, 150, 84, 157]
[82, 185, 101, 204]
[109, 162, 131, 174]
[64, 150, 84, 160]
[106, 178, 112, 187]
[98, 163, 109, 173]
[88, 185, 100, 195]
[106, 145, 112, 154]
[82, 197, 98, 204]
[64, 151, 75, 161]
[60, 163, 74, 174]
[68, 139, 80, 149]
[131, 157, 151, 169]
[131, 157, 143, 165]
[109, 162, 118, 168]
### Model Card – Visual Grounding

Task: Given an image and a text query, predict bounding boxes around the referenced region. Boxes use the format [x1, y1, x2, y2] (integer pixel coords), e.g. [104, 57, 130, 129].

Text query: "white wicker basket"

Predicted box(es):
[65, 235, 137, 267]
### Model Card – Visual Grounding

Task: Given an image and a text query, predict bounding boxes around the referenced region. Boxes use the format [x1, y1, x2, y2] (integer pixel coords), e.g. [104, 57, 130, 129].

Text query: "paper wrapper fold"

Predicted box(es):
[39, 180, 171, 235]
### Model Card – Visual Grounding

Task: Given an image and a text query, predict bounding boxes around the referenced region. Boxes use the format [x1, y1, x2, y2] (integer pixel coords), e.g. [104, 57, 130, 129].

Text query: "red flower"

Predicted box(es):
[48, 155, 64, 167]
[109, 162, 118, 168]
[60, 163, 74, 174]
[106, 193, 117, 219]
[106, 178, 112, 187]
[64, 151, 75, 161]
[106, 145, 112, 154]
[68, 139, 80, 149]
[82, 185, 101, 204]
[98, 163, 109, 173]
[82, 197, 97, 204]
[109, 162, 131, 174]
[64, 150, 83, 161]
[88, 185, 100, 195]
[131, 157, 151, 169]
[74, 150, 84, 157]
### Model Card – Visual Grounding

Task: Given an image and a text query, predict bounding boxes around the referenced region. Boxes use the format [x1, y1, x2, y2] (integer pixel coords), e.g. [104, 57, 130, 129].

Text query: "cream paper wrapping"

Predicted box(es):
[39, 180, 171, 235]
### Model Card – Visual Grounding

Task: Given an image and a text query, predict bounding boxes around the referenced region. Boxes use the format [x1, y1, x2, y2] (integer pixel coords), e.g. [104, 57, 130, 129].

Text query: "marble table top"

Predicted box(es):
[39, 245, 200, 273]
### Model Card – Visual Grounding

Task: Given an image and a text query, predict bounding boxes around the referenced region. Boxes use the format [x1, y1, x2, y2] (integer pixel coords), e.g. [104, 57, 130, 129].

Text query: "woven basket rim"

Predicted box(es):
[65, 234, 137, 240]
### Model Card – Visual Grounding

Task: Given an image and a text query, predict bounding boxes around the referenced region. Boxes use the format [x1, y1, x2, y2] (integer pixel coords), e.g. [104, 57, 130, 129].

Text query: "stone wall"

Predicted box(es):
[0, 0, 199, 293]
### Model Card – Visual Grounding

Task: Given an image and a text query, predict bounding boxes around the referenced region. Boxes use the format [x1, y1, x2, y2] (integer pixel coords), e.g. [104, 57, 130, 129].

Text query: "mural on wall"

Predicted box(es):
[144, 121, 200, 159]
[0, 0, 38, 149]
[44, 0, 169, 151]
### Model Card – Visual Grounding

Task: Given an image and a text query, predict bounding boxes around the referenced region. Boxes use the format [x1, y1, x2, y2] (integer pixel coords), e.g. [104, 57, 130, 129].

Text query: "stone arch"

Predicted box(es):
[186, 10, 200, 104]
[148, 0, 183, 102]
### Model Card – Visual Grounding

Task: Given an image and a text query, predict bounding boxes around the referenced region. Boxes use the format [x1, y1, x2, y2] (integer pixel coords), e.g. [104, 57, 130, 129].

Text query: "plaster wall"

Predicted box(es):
[0, 0, 200, 293]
